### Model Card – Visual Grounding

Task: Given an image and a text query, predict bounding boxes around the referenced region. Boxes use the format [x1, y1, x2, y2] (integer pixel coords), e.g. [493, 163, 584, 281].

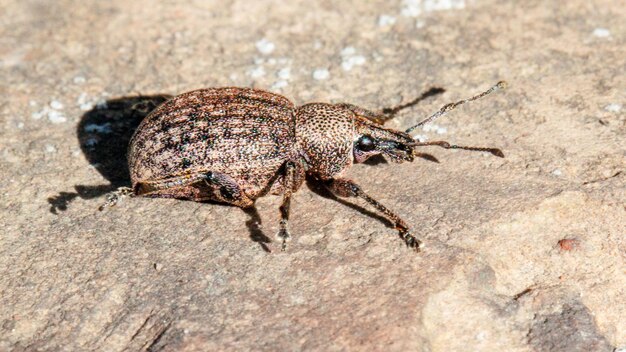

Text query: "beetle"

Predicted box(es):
[110, 81, 506, 251]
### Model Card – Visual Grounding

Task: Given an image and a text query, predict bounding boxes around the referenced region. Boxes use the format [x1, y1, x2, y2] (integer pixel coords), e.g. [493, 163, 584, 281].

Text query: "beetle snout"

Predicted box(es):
[378, 140, 415, 163]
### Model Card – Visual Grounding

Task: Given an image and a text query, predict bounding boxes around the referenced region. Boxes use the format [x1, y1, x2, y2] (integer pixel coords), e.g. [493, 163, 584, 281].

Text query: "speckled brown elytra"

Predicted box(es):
[104, 82, 506, 251]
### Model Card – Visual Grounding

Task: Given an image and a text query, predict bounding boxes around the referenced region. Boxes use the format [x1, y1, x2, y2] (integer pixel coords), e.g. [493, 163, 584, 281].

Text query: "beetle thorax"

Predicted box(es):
[294, 103, 355, 179]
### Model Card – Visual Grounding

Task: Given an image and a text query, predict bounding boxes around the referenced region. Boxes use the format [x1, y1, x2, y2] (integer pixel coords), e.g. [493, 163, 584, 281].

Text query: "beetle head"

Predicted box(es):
[353, 117, 416, 164]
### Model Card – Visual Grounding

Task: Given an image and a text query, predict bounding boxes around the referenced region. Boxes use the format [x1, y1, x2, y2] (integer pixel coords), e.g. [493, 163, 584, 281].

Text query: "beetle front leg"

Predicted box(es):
[278, 162, 296, 251]
[325, 178, 422, 251]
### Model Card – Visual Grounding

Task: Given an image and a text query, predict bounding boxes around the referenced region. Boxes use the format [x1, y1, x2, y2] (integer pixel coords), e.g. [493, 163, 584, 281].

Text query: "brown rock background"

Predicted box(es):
[1, 0, 624, 351]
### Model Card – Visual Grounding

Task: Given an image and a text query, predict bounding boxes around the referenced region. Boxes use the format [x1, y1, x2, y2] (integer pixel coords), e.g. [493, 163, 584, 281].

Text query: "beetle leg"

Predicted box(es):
[336, 103, 391, 125]
[325, 178, 421, 251]
[337, 87, 445, 125]
[134, 173, 211, 195]
[135, 172, 253, 207]
[202, 171, 250, 206]
[278, 161, 296, 251]
[98, 186, 134, 211]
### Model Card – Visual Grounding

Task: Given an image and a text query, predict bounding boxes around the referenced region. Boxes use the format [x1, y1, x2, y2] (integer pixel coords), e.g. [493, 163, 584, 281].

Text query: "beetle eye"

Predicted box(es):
[356, 135, 376, 152]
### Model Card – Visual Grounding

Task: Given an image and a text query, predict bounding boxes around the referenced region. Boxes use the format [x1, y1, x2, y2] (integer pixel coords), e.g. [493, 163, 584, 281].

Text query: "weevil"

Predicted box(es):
[112, 82, 506, 251]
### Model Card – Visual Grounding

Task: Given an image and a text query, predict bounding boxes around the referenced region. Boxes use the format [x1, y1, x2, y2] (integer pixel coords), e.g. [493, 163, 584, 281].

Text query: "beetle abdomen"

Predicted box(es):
[129, 87, 296, 199]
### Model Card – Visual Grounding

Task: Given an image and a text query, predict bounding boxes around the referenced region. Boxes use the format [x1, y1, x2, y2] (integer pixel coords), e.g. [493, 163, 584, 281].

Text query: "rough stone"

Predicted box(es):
[1, 0, 624, 351]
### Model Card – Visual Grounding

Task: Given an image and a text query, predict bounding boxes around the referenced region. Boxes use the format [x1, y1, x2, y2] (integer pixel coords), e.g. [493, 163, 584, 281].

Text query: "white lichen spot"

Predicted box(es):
[31, 109, 46, 120]
[423, 0, 465, 12]
[277, 67, 291, 80]
[267, 58, 277, 65]
[402, 0, 422, 17]
[378, 15, 397, 27]
[48, 110, 67, 124]
[422, 123, 446, 134]
[73, 75, 86, 84]
[271, 80, 288, 90]
[49, 100, 64, 110]
[552, 169, 563, 176]
[341, 46, 356, 56]
[413, 134, 428, 142]
[17, 122, 24, 129]
[247, 66, 266, 79]
[31, 99, 67, 123]
[84, 123, 113, 134]
[29, 100, 38, 107]
[340, 46, 367, 71]
[402, 0, 466, 17]
[77, 92, 88, 105]
[592, 28, 610, 38]
[313, 68, 330, 80]
[95, 98, 108, 110]
[255, 38, 275, 55]
[77, 92, 94, 111]
[44, 144, 57, 153]
[604, 103, 622, 112]
[229, 73, 239, 82]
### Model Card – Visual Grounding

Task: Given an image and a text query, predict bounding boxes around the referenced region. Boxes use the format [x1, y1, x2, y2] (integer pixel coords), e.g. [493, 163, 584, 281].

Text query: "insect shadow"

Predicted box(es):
[49, 87, 444, 250]
[48, 94, 172, 214]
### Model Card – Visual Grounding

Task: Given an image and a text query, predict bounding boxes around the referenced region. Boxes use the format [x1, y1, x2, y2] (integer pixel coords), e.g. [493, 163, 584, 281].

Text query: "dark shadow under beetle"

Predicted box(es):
[48, 94, 172, 214]
[49, 87, 444, 248]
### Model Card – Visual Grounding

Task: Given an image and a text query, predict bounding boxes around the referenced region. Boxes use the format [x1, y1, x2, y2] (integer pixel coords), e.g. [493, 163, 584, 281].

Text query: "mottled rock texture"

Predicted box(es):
[1, 0, 624, 351]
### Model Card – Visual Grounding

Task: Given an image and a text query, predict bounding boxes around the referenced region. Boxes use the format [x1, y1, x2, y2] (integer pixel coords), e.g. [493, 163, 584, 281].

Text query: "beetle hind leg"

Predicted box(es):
[98, 186, 135, 211]
[201, 171, 254, 207]
[134, 171, 253, 208]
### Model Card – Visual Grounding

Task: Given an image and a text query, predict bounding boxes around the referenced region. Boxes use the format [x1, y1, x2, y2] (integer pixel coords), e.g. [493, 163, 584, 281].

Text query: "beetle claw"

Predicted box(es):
[98, 187, 134, 211]
[278, 228, 291, 251]
[401, 231, 422, 252]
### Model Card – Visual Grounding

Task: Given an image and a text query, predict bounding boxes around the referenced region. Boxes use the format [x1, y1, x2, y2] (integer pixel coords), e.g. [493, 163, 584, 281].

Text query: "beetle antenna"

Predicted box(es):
[405, 81, 507, 134]
[410, 140, 505, 158]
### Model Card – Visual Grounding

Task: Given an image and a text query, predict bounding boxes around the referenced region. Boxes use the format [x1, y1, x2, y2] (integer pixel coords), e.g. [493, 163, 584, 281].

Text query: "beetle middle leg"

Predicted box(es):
[325, 178, 421, 251]
[277, 161, 296, 251]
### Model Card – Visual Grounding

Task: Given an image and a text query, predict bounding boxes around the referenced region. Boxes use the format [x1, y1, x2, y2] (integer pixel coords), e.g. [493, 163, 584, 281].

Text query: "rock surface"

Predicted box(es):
[1, 0, 624, 351]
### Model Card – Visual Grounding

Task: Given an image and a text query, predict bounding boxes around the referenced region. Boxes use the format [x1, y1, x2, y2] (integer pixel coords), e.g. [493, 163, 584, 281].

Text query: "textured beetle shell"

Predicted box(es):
[295, 103, 355, 179]
[128, 87, 299, 200]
